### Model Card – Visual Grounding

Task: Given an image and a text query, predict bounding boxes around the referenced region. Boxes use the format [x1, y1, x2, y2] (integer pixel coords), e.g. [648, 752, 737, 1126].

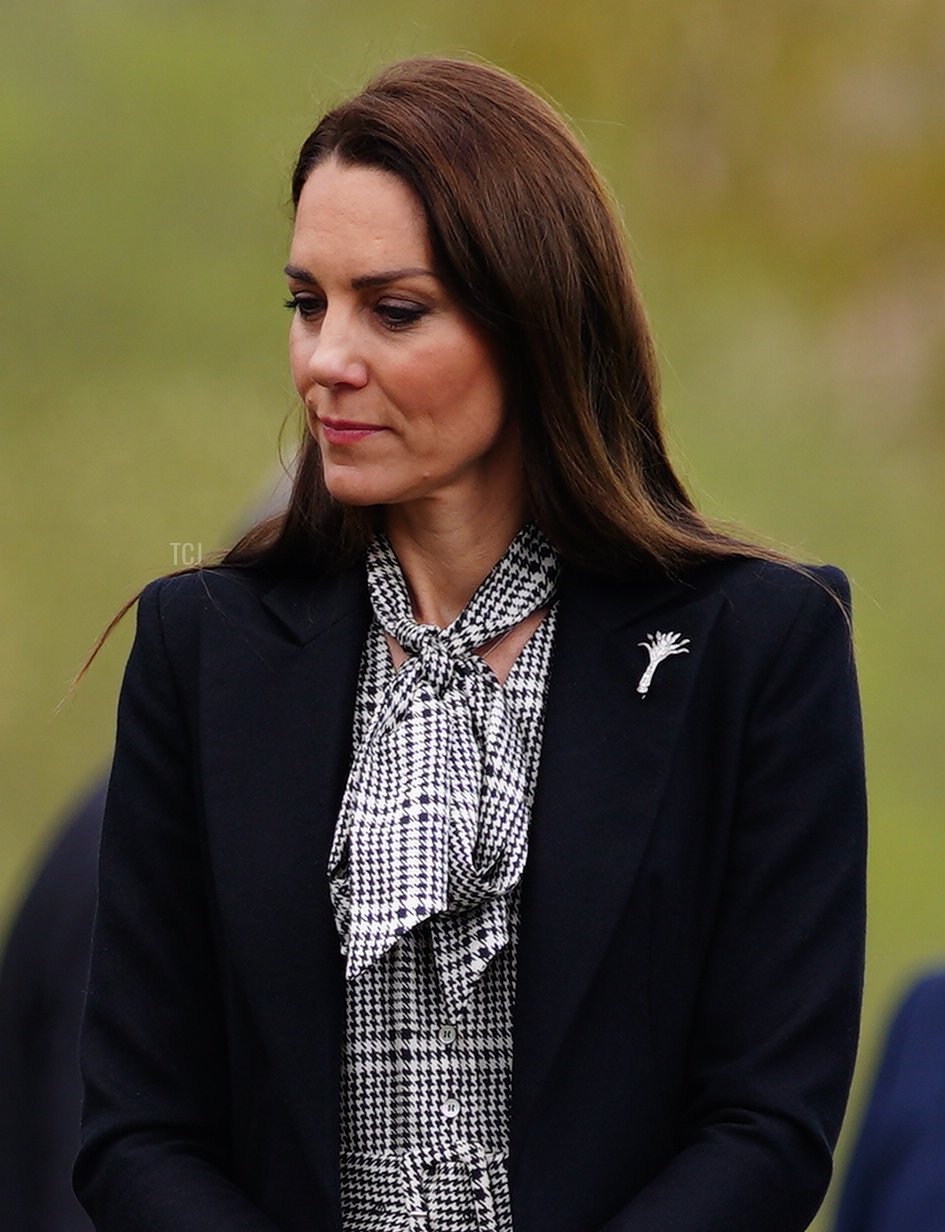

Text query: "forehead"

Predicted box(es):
[290, 158, 432, 270]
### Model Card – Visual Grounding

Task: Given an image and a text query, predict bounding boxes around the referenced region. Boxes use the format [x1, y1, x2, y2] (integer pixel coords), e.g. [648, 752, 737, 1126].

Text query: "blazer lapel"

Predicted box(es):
[511, 563, 711, 1164]
[202, 566, 369, 1209]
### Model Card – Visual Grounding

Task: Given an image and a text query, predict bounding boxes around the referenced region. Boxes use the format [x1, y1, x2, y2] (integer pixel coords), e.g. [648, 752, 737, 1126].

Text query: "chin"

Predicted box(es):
[322, 461, 428, 508]
[325, 485, 384, 508]
[322, 473, 396, 508]
[318, 461, 375, 505]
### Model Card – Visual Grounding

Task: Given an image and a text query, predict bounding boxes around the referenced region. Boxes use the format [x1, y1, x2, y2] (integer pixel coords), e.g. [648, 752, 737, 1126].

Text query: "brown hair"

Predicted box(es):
[228, 55, 770, 579]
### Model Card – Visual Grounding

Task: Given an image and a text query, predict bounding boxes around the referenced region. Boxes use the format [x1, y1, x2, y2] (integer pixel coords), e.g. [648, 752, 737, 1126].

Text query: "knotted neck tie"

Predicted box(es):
[328, 522, 559, 1013]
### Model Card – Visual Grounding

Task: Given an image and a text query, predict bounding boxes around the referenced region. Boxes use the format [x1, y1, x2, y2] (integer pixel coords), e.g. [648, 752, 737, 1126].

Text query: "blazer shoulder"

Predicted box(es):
[132, 567, 283, 680]
[138, 562, 370, 656]
[141, 565, 272, 619]
[687, 557, 853, 653]
[706, 556, 851, 615]
[139, 564, 298, 635]
[665, 556, 847, 660]
[665, 558, 857, 704]
[561, 556, 852, 649]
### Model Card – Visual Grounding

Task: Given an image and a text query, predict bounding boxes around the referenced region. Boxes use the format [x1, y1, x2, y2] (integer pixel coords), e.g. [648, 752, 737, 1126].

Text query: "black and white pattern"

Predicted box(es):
[329, 522, 559, 1013]
[330, 524, 558, 1232]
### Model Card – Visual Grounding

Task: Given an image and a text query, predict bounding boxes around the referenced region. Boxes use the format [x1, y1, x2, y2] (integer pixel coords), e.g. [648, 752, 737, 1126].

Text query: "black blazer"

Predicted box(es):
[76, 555, 866, 1232]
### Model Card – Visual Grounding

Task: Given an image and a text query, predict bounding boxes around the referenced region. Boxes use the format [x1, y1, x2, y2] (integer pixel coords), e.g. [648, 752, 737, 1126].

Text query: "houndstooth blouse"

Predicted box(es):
[330, 528, 559, 1232]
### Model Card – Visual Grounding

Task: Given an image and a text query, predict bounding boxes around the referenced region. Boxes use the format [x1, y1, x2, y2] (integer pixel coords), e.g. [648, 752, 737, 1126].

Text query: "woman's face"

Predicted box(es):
[287, 158, 523, 517]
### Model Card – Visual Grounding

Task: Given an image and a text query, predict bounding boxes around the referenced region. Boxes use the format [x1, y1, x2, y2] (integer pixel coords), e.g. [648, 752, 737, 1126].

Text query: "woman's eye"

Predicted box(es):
[376, 301, 427, 330]
[283, 294, 324, 320]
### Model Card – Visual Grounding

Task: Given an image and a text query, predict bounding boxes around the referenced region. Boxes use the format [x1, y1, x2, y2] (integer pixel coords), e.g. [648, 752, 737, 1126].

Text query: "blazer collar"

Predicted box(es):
[259, 564, 370, 646]
[256, 551, 697, 643]
[556, 557, 705, 632]
[205, 564, 369, 1213]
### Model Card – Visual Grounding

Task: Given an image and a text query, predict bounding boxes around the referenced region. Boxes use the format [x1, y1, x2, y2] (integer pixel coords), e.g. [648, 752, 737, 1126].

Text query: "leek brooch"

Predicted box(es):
[637, 631, 690, 697]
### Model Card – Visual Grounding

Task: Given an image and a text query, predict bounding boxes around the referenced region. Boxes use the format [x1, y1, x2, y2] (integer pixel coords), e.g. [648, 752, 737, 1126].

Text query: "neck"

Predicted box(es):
[384, 494, 528, 627]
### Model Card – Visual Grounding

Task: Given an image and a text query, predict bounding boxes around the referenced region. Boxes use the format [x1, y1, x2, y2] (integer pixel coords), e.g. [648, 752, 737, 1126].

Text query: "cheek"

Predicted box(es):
[423, 341, 506, 425]
[451, 365, 508, 445]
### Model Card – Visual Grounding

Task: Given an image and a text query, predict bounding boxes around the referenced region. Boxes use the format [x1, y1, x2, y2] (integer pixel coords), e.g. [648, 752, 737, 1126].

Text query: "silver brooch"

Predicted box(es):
[637, 631, 690, 697]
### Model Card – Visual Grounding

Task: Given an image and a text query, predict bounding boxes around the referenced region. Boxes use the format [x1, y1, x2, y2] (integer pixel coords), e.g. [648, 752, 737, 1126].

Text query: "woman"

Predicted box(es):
[75, 57, 866, 1232]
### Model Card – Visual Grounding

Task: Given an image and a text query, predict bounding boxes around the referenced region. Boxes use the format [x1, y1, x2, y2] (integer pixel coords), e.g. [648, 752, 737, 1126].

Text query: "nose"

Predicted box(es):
[304, 310, 369, 390]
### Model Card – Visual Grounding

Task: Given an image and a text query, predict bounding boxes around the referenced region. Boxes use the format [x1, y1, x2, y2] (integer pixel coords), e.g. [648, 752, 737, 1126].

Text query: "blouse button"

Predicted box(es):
[438, 1024, 458, 1045]
[441, 1098, 460, 1119]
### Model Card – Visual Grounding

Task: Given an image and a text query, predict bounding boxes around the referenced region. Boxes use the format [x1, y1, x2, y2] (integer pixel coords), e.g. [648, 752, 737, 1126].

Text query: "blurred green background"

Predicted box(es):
[2, 1, 944, 1226]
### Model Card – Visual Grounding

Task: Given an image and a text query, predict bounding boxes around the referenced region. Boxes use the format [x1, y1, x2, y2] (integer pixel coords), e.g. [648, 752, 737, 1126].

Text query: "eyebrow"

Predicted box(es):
[283, 263, 437, 289]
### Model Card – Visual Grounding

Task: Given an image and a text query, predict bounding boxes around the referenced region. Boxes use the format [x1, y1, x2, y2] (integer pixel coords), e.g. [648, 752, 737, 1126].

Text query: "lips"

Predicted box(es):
[318, 417, 385, 445]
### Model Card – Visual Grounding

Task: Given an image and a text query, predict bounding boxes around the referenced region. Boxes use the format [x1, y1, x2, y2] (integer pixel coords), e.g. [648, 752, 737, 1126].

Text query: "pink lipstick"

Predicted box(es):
[319, 418, 384, 445]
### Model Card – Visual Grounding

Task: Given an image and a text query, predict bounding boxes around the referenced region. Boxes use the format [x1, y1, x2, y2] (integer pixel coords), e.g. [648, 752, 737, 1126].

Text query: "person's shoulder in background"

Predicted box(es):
[0, 778, 105, 1232]
[834, 969, 945, 1232]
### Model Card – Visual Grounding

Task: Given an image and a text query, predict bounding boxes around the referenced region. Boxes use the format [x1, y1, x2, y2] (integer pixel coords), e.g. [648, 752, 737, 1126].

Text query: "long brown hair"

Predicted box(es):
[228, 56, 771, 579]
